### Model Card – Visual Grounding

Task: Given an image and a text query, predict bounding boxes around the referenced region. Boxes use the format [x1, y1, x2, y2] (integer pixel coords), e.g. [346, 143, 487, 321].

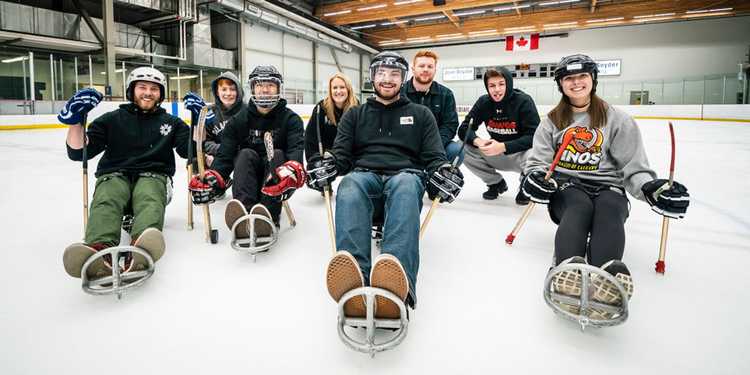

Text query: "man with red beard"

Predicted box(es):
[306, 51, 464, 320]
[457, 67, 540, 205]
[60, 67, 189, 280]
[401, 50, 462, 165]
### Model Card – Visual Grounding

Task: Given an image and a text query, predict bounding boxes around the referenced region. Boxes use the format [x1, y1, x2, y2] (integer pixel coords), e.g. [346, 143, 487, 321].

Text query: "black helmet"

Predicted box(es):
[369, 51, 408, 83]
[249, 65, 283, 109]
[553, 54, 599, 93]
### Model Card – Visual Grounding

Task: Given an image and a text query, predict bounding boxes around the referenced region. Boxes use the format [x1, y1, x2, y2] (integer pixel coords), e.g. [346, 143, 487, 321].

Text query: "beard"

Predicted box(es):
[374, 84, 399, 101]
[414, 74, 433, 85]
[134, 96, 158, 111]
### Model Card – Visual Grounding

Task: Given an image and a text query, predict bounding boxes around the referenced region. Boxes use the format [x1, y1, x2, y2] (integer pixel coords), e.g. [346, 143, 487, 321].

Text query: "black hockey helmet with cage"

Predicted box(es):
[368, 51, 409, 83]
[248, 65, 283, 109]
[553, 54, 599, 93]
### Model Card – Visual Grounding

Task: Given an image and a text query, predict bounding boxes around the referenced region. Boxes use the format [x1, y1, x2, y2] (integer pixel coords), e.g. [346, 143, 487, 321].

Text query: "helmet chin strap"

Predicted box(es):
[570, 100, 590, 109]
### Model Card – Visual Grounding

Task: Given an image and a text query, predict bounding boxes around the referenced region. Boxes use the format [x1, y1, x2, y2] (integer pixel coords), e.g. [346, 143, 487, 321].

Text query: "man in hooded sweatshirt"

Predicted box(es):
[457, 67, 540, 205]
[188, 65, 305, 237]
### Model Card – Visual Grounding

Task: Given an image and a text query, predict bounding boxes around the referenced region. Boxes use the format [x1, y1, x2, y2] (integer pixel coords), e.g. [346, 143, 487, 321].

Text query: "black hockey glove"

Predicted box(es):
[306, 152, 337, 191]
[641, 179, 690, 219]
[427, 164, 464, 203]
[521, 170, 558, 204]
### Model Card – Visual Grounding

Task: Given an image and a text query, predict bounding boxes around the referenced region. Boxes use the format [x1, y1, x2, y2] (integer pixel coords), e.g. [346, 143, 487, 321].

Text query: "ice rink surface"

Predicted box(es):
[1, 119, 748, 374]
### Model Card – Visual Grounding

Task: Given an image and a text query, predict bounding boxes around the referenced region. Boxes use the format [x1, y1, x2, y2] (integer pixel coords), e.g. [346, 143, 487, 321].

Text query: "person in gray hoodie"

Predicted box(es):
[522, 54, 690, 320]
[205, 71, 247, 160]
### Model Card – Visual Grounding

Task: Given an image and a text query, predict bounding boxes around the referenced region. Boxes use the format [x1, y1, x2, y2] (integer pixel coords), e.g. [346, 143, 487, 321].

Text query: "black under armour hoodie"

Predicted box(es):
[457, 67, 540, 155]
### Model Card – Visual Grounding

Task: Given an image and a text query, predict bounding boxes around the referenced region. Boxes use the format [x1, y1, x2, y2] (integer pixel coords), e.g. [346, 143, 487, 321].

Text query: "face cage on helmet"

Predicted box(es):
[249, 77, 283, 109]
[369, 60, 408, 84]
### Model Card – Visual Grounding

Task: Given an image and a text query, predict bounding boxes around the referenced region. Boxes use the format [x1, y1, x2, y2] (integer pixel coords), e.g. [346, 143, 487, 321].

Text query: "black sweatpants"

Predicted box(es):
[233, 148, 285, 223]
[550, 186, 629, 267]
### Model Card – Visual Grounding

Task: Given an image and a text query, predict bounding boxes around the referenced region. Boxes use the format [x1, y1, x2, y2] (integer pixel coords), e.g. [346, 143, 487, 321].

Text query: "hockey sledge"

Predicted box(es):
[80, 245, 155, 299]
[230, 202, 296, 261]
[543, 262, 630, 330]
[230, 212, 279, 260]
[336, 286, 409, 357]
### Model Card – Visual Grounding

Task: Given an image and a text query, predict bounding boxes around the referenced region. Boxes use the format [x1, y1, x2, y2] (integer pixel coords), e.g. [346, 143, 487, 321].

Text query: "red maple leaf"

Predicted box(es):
[516, 37, 528, 47]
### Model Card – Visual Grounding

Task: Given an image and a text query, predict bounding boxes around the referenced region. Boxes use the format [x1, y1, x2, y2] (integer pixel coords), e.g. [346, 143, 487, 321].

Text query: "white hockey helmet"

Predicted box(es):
[126, 66, 166, 103]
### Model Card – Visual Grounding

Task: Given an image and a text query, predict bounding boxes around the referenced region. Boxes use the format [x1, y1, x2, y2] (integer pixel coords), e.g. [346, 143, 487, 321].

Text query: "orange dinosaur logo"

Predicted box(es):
[558, 126, 604, 171]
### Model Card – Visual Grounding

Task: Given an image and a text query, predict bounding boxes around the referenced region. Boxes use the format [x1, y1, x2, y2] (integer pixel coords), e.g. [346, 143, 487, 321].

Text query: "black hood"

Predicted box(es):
[211, 71, 245, 117]
[484, 67, 515, 106]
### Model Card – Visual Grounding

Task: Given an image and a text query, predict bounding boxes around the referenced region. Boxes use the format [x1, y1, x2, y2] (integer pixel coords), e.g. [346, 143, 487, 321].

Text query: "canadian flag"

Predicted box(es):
[505, 34, 540, 51]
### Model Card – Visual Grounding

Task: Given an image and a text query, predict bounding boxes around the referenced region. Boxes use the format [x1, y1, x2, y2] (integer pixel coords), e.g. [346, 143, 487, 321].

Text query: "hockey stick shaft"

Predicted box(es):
[262, 132, 296, 226]
[315, 106, 336, 254]
[81, 114, 89, 235]
[656, 121, 676, 274]
[196, 105, 214, 242]
[187, 113, 196, 230]
[419, 117, 475, 239]
[505, 131, 574, 245]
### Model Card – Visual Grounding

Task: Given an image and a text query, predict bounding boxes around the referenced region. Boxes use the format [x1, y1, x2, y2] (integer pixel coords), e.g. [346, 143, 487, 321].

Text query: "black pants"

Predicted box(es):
[233, 148, 285, 223]
[550, 185, 629, 267]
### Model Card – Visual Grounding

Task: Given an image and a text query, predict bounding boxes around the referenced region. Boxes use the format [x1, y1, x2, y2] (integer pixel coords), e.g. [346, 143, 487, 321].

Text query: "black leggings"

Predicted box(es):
[550, 187, 629, 267]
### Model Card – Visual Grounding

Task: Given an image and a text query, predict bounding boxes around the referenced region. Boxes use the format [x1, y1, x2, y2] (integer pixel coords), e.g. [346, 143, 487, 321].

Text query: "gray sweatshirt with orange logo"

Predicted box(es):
[523, 105, 656, 201]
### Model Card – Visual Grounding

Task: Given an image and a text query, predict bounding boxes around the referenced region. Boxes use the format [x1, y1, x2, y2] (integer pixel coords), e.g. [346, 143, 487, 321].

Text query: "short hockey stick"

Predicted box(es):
[196, 105, 219, 243]
[419, 117, 475, 239]
[81, 114, 89, 236]
[315, 106, 336, 254]
[505, 130, 574, 245]
[186, 112, 195, 231]
[655, 121, 676, 274]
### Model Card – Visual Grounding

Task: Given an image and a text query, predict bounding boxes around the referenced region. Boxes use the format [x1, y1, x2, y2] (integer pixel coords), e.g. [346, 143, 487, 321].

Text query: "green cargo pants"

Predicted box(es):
[85, 172, 170, 247]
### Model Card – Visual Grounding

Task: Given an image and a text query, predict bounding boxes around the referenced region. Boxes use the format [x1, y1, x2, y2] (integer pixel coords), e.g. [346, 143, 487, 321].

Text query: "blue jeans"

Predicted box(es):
[335, 170, 425, 307]
[444, 141, 465, 167]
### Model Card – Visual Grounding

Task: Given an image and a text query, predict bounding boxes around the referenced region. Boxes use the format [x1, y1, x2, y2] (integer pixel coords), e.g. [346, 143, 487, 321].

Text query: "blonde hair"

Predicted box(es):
[322, 72, 358, 126]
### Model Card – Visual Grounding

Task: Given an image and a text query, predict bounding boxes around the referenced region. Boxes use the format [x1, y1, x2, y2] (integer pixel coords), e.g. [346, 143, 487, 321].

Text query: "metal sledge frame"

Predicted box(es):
[80, 246, 155, 300]
[543, 263, 630, 330]
[229, 202, 296, 261]
[337, 287, 409, 357]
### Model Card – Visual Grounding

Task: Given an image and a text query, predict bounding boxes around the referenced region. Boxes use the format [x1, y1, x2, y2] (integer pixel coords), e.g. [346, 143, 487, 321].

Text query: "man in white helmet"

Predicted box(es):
[59, 66, 191, 281]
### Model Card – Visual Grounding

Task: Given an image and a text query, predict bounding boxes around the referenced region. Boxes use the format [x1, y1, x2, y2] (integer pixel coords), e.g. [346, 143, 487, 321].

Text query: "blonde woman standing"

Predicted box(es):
[304, 73, 359, 175]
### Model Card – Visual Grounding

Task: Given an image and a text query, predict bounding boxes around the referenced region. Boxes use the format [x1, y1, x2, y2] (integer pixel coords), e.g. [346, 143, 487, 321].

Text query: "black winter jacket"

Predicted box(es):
[401, 78, 459, 146]
[67, 103, 190, 177]
[330, 96, 446, 176]
[304, 100, 343, 163]
[457, 67, 540, 155]
[211, 98, 304, 180]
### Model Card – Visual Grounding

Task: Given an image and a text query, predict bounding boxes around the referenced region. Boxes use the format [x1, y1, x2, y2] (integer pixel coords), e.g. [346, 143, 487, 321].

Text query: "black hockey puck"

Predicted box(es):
[210, 229, 219, 244]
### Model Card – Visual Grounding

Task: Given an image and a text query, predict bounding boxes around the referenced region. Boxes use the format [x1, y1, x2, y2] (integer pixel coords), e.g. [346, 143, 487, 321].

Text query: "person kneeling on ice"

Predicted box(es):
[60, 67, 190, 279]
[458, 67, 540, 205]
[307, 51, 464, 319]
[188, 65, 305, 244]
[522, 54, 690, 320]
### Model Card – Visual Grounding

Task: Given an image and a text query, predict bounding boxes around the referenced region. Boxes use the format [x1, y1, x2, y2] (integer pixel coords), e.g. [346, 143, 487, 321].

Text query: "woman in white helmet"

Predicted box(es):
[59, 66, 191, 282]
